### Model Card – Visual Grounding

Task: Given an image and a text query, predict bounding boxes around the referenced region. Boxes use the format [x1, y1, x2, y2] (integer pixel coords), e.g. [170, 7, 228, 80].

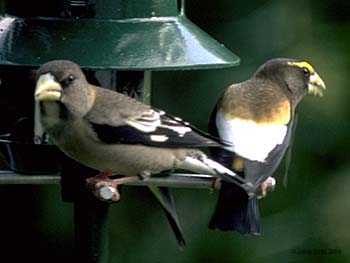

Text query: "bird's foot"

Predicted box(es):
[210, 177, 222, 193]
[86, 173, 140, 202]
[87, 171, 112, 181]
[139, 170, 151, 180]
[257, 177, 276, 199]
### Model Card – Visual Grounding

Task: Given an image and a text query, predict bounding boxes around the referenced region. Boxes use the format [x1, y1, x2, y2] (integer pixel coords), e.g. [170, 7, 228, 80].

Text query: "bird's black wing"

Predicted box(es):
[244, 119, 294, 191]
[88, 109, 231, 148]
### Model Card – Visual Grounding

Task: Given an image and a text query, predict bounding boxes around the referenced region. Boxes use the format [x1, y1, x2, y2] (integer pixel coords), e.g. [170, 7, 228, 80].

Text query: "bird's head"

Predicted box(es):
[254, 58, 326, 106]
[35, 60, 94, 117]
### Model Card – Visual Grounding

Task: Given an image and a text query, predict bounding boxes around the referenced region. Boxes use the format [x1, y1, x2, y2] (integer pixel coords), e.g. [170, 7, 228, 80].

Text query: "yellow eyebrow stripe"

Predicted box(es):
[287, 61, 315, 74]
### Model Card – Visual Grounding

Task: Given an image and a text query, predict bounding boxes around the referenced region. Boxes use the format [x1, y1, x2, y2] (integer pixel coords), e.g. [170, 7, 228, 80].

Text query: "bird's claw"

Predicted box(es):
[95, 184, 121, 202]
[210, 177, 222, 193]
[86, 173, 140, 202]
[86, 175, 121, 202]
[257, 177, 276, 199]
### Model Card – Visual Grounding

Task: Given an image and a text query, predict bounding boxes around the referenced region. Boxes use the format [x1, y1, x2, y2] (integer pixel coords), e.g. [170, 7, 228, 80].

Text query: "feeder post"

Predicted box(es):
[60, 156, 109, 263]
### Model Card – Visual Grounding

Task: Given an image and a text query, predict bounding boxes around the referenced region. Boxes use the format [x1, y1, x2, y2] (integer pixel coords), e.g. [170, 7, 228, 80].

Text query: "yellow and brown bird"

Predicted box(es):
[208, 58, 326, 234]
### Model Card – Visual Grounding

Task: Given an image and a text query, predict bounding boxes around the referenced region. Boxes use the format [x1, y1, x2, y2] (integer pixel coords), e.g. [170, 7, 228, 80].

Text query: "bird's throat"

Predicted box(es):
[40, 101, 68, 130]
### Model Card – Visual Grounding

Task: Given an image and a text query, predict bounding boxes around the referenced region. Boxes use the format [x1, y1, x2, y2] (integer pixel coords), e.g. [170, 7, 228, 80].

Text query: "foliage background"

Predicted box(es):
[0, 0, 349, 262]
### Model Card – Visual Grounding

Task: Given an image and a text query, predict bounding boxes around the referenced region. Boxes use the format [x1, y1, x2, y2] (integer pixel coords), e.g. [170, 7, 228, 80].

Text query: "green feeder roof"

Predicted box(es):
[0, 0, 240, 70]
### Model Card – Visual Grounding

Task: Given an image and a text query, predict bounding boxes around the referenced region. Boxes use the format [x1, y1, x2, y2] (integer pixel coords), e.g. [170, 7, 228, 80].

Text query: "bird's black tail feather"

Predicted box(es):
[209, 181, 261, 235]
[148, 186, 186, 247]
[163, 207, 186, 247]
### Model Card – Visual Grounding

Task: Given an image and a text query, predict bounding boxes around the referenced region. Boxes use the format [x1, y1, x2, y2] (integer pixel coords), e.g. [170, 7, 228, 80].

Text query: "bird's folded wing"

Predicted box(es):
[85, 87, 230, 148]
[244, 120, 294, 188]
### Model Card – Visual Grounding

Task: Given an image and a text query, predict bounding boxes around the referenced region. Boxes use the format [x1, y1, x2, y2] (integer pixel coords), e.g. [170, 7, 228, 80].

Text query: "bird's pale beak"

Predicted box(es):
[308, 72, 326, 97]
[35, 73, 62, 101]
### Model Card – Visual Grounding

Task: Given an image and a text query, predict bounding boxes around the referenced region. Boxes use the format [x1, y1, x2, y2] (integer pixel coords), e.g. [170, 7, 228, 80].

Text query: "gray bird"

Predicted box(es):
[34, 60, 242, 246]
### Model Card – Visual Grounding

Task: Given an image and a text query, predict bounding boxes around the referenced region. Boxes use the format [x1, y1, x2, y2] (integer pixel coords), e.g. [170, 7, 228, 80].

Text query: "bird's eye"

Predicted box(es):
[62, 74, 75, 86]
[67, 74, 75, 82]
[302, 67, 310, 77]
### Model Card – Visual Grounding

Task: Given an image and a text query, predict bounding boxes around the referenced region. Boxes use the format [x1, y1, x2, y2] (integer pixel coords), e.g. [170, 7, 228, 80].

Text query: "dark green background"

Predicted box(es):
[0, 0, 349, 262]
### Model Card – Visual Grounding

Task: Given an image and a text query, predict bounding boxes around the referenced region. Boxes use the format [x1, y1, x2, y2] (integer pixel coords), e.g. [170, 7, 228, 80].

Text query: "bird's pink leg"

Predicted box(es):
[86, 172, 140, 202]
[260, 180, 268, 198]
[86, 171, 112, 181]
[210, 177, 221, 193]
[258, 177, 276, 199]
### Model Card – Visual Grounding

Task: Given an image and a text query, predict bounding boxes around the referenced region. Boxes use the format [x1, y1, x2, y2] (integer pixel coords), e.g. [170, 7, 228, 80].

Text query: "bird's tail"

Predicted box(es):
[209, 181, 260, 235]
[148, 186, 186, 247]
[179, 154, 247, 188]
[179, 151, 259, 234]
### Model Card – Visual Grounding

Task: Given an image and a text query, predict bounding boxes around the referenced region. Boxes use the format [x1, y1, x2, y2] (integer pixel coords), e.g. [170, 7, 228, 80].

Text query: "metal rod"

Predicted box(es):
[0, 170, 216, 189]
[131, 173, 215, 189]
[0, 171, 60, 184]
[74, 196, 110, 263]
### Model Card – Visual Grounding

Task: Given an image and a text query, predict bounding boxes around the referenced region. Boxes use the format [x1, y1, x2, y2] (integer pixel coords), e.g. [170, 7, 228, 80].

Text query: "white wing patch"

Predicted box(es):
[125, 118, 160, 133]
[159, 123, 191, 136]
[150, 135, 169, 142]
[216, 111, 287, 162]
[125, 109, 192, 136]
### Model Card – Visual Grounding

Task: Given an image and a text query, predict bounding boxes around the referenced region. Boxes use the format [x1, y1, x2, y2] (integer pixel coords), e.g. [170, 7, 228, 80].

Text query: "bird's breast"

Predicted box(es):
[221, 83, 292, 125]
[216, 111, 288, 162]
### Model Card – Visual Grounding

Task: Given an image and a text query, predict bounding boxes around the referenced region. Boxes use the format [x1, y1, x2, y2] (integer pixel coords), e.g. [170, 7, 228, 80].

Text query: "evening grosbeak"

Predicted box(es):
[208, 58, 326, 234]
[34, 60, 242, 246]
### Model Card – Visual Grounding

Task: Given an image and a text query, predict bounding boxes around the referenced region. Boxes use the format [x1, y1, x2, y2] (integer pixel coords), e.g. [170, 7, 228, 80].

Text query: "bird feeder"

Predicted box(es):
[0, 0, 240, 262]
[0, 0, 239, 69]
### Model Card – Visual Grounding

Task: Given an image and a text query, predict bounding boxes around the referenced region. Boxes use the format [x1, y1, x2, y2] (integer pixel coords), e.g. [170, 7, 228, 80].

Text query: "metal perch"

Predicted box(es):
[0, 170, 275, 193]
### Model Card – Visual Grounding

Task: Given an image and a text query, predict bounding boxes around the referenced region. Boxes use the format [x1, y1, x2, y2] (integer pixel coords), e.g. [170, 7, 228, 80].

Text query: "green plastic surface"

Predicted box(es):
[0, 0, 240, 70]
